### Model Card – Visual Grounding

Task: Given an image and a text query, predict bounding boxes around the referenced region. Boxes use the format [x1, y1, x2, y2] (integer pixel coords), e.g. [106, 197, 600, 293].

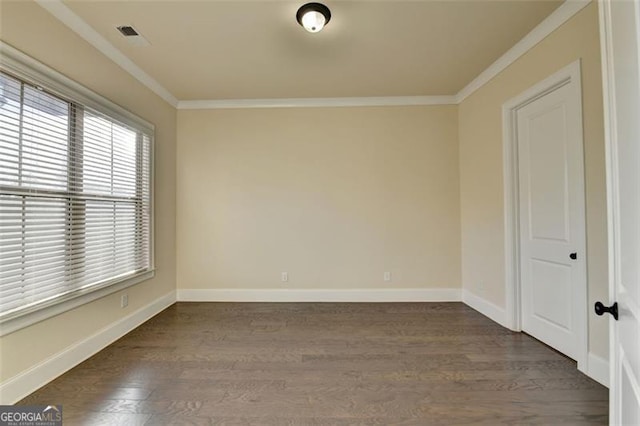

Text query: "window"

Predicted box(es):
[0, 58, 153, 327]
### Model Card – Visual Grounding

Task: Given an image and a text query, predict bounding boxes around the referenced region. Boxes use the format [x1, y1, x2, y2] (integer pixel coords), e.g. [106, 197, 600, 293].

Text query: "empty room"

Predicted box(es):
[1, 0, 639, 424]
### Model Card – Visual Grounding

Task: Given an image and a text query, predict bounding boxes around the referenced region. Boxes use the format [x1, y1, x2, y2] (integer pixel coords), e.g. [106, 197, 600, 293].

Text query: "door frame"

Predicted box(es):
[501, 59, 588, 372]
[598, 2, 618, 417]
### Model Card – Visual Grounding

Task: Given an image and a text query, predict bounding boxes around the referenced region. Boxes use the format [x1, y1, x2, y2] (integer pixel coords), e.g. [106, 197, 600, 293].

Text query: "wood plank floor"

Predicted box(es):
[19, 302, 608, 425]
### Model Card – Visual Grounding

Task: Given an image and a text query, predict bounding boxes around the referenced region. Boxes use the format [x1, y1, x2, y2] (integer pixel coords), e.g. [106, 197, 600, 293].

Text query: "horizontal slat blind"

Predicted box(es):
[0, 70, 152, 319]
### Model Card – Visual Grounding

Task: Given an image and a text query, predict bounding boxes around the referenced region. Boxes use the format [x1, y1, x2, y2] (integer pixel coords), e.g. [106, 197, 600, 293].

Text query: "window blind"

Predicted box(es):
[0, 69, 152, 320]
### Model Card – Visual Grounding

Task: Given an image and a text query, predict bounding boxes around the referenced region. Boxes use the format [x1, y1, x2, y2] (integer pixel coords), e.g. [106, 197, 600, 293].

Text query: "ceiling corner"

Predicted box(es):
[34, 0, 179, 108]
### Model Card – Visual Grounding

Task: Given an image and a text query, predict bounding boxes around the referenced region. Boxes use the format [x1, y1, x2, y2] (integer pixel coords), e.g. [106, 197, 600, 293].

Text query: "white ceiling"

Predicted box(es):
[58, 0, 563, 101]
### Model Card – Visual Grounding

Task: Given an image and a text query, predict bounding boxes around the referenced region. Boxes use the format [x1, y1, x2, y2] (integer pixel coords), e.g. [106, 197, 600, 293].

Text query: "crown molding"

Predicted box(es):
[455, 0, 591, 103]
[177, 96, 457, 110]
[35, 0, 590, 110]
[34, 0, 179, 108]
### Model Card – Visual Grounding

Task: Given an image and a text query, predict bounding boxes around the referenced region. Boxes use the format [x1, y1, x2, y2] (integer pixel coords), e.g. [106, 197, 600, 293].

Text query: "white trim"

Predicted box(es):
[587, 352, 610, 388]
[33, 0, 178, 108]
[0, 271, 155, 337]
[0, 291, 176, 405]
[455, 0, 591, 103]
[502, 60, 588, 371]
[177, 96, 457, 110]
[503, 94, 522, 332]
[462, 290, 509, 328]
[177, 288, 461, 303]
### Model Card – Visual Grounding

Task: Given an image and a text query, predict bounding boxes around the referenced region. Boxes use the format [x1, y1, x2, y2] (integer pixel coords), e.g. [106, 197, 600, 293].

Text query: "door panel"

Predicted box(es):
[517, 78, 586, 361]
[530, 259, 572, 330]
[527, 104, 570, 242]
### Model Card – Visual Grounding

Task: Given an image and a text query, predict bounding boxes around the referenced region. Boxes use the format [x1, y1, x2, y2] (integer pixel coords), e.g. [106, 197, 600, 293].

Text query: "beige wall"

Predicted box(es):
[458, 2, 608, 358]
[0, 2, 176, 382]
[177, 106, 461, 291]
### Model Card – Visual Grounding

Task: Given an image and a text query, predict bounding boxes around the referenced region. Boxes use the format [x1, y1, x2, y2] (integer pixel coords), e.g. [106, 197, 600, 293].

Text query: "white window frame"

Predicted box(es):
[0, 42, 155, 337]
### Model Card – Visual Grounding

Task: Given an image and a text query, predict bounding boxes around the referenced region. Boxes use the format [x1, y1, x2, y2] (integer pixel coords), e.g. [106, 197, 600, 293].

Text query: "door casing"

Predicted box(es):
[502, 59, 589, 372]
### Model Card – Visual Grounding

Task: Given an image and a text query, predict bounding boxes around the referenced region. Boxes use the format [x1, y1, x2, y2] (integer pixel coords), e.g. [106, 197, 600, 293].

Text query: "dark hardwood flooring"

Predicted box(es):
[19, 302, 608, 425]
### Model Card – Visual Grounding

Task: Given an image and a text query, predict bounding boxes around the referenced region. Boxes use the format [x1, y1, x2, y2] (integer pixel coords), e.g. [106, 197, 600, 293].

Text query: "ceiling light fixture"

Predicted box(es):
[296, 3, 331, 33]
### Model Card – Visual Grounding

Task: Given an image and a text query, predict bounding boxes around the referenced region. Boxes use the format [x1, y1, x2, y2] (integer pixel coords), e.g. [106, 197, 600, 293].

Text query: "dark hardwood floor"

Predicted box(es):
[19, 302, 608, 425]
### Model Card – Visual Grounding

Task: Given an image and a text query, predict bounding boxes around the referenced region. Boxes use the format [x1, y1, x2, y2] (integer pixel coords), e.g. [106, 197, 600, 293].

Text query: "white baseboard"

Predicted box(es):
[462, 289, 508, 328]
[461, 290, 610, 388]
[0, 287, 607, 404]
[177, 288, 462, 303]
[0, 291, 176, 405]
[586, 352, 609, 388]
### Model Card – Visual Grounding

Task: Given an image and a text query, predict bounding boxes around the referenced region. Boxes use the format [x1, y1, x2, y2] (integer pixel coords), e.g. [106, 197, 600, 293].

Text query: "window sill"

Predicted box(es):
[0, 270, 155, 337]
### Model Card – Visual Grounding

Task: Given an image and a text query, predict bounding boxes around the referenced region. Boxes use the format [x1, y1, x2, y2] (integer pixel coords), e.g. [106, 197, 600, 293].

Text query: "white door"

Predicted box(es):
[599, 0, 640, 424]
[516, 75, 587, 362]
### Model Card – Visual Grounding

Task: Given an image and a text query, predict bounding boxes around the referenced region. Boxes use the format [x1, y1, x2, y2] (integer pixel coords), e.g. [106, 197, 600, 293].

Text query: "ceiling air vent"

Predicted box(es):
[117, 25, 139, 37]
[116, 25, 150, 47]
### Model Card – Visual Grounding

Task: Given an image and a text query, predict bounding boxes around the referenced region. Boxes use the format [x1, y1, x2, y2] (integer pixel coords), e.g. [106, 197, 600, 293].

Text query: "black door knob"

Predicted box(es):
[595, 301, 618, 320]
[569, 252, 577, 260]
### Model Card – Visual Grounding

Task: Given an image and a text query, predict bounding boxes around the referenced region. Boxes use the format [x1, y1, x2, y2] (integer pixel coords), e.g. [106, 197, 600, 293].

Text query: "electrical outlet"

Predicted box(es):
[384, 272, 391, 282]
[281, 272, 288, 282]
[478, 281, 484, 293]
[121, 294, 128, 308]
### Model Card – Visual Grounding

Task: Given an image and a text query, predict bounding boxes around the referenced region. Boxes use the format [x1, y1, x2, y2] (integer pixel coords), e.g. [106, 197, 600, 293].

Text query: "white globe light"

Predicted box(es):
[296, 3, 331, 33]
[301, 10, 326, 33]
